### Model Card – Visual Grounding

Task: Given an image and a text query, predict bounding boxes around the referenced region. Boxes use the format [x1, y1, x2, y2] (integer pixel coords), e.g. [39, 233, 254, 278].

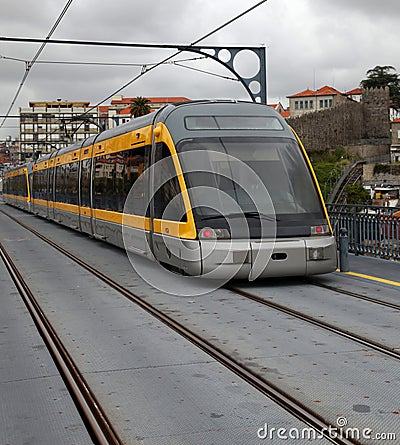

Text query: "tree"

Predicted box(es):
[360, 65, 400, 109]
[130, 96, 151, 117]
[345, 184, 371, 205]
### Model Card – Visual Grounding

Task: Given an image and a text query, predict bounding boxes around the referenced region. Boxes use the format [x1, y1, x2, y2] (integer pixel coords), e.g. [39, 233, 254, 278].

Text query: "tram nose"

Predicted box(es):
[249, 240, 305, 280]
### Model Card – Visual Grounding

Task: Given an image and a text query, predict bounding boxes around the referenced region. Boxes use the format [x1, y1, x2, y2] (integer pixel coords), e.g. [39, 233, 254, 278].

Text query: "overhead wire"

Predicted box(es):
[0, 54, 207, 68]
[0, 0, 75, 129]
[2, 0, 268, 151]
[0, 53, 237, 81]
[77, 0, 269, 117]
[1, 0, 268, 120]
[171, 61, 238, 82]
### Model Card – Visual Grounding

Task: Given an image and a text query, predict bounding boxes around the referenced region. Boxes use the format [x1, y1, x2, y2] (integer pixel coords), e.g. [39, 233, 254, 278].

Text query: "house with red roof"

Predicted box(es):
[268, 102, 290, 118]
[345, 87, 362, 102]
[268, 102, 285, 114]
[287, 85, 355, 117]
[104, 95, 191, 127]
[110, 95, 190, 113]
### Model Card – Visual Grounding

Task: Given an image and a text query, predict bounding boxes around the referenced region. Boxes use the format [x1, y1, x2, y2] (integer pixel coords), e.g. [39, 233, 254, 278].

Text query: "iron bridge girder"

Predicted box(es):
[177, 45, 267, 104]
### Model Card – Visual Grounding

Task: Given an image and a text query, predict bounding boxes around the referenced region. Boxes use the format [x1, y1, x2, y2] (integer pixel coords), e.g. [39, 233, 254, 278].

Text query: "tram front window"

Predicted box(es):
[177, 137, 327, 238]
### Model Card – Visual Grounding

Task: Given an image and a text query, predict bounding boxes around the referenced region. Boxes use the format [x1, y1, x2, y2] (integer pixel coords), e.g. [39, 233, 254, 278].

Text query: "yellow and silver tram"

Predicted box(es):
[3, 100, 337, 279]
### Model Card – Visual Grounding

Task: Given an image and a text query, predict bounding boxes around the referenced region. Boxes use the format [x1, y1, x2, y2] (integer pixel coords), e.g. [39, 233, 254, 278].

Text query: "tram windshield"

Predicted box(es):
[177, 137, 327, 238]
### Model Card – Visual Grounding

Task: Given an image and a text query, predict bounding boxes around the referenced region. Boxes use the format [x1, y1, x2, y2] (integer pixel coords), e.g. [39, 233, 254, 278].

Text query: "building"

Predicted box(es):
[390, 118, 400, 162]
[17, 97, 191, 162]
[268, 102, 290, 118]
[110, 95, 189, 112]
[19, 101, 101, 161]
[0, 137, 23, 170]
[345, 87, 362, 102]
[106, 95, 190, 126]
[287, 85, 353, 117]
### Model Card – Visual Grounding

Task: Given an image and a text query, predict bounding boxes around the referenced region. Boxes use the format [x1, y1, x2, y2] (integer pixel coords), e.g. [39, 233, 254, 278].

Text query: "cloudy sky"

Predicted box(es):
[1, 0, 399, 140]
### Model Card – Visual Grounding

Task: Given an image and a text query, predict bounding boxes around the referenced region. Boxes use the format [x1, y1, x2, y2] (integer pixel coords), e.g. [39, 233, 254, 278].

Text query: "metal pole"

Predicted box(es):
[339, 227, 350, 272]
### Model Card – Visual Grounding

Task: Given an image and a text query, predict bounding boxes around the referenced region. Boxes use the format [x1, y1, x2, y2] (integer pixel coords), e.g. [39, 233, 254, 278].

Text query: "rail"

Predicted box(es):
[0, 206, 357, 445]
[327, 161, 365, 204]
[0, 239, 122, 445]
[327, 204, 400, 259]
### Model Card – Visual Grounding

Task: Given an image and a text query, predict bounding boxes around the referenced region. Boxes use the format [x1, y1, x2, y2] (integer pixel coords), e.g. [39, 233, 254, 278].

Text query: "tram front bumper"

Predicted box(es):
[200, 236, 337, 280]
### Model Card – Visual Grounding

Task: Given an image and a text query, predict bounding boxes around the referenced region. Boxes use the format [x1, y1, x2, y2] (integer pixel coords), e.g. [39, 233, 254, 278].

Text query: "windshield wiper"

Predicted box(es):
[200, 214, 225, 221]
[201, 212, 277, 221]
[242, 212, 278, 221]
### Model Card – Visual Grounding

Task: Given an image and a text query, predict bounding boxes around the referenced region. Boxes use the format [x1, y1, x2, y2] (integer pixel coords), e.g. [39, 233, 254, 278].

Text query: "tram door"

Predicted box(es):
[47, 164, 55, 221]
[121, 145, 152, 255]
[79, 155, 93, 236]
[149, 142, 188, 266]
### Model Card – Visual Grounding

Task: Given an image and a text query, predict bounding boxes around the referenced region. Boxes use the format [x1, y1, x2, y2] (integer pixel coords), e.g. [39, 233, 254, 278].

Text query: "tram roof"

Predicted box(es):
[7, 101, 293, 172]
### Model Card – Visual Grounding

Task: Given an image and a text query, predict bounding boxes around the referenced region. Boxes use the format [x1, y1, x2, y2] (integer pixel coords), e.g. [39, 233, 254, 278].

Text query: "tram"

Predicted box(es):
[3, 100, 337, 279]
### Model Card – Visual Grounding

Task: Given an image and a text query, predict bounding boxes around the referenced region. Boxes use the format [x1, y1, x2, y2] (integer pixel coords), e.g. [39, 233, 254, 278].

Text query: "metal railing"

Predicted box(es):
[327, 204, 400, 260]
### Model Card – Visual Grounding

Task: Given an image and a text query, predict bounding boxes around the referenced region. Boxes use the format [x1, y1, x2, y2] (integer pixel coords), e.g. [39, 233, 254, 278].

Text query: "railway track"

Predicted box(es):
[0, 207, 358, 445]
[228, 283, 400, 360]
[0, 239, 122, 445]
[305, 278, 400, 312]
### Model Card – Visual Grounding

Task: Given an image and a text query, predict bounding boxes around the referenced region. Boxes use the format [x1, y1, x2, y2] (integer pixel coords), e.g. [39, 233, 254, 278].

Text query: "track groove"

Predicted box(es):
[305, 278, 400, 311]
[0, 239, 122, 445]
[228, 285, 400, 360]
[0, 207, 358, 445]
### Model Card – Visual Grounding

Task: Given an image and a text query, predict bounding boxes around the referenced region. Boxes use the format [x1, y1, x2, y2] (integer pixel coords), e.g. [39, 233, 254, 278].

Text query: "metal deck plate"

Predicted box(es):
[0, 258, 93, 445]
[0, 208, 335, 444]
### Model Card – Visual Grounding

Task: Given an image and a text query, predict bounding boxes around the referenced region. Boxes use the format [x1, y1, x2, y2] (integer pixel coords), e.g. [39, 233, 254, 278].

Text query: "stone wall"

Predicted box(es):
[347, 143, 390, 159]
[287, 87, 390, 152]
[362, 87, 390, 138]
[363, 163, 400, 186]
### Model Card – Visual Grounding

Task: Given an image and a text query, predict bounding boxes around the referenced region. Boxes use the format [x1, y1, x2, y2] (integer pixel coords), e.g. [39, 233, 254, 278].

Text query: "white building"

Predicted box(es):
[287, 85, 355, 118]
[19, 101, 101, 160]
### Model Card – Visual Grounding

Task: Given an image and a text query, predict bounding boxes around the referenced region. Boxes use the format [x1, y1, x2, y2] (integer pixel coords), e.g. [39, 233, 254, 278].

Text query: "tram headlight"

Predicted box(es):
[307, 247, 325, 261]
[198, 227, 230, 240]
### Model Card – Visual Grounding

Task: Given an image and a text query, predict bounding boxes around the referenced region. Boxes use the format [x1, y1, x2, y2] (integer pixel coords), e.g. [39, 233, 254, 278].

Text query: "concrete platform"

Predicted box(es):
[344, 253, 399, 285]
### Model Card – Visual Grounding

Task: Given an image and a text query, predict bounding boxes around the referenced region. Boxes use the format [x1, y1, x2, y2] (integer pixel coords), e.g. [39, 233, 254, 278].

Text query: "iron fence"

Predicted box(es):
[326, 204, 400, 260]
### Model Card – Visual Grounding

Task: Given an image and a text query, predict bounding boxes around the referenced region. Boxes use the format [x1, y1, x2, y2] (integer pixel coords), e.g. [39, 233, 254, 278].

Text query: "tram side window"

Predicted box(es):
[32, 171, 39, 199]
[55, 164, 66, 203]
[80, 159, 91, 207]
[9, 176, 16, 195]
[15, 173, 28, 197]
[18, 175, 23, 196]
[93, 147, 147, 213]
[93, 155, 114, 211]
[123, 147, 148, 216]
[48, 167, 54, 202]
[153, 143, 187, 222]
[4, 177, 9, 194]
[8, 176, 14, 195]
[15, 175, 20, 196]
[14, 175, 18, 196]
[65, 162, 79, 205]
[32, 171, 38, 199]
[33, 169, 47, 200]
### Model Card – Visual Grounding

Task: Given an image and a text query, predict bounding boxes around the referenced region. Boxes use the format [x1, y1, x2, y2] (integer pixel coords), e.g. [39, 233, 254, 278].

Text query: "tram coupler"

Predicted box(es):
[338, 227, 349, 272]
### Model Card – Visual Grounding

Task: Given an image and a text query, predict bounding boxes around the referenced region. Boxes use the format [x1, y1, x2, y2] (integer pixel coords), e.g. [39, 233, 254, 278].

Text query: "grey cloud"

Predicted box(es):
[1, 0, 400, 140]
